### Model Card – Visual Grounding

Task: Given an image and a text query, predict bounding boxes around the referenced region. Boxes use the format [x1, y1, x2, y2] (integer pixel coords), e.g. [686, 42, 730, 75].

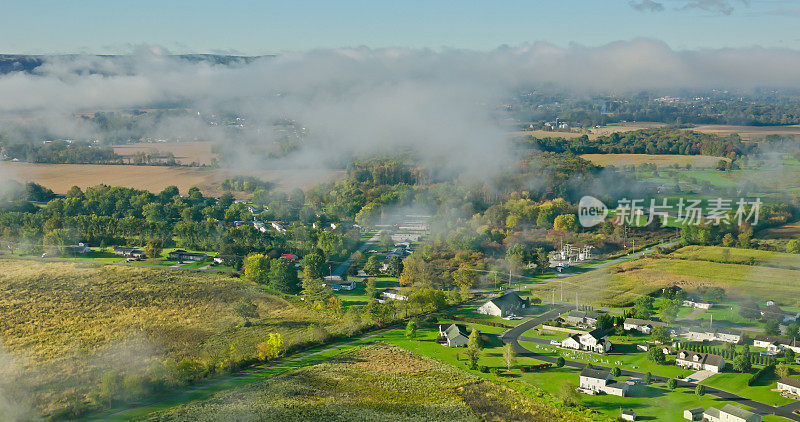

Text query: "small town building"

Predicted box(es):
[777, 377, 800, 398]
[675, 350, 725, 373]
[578, 367, 630, 396]
[476, 292, 529, 317]
[683, 407, 704, 421]
[438, 324, 471, 347]
[561, 329, 612, 353]
[753, 335, 800, 354]
[382, 288, 408, 301]
[681, 327, 742, 344]
[113, 246, 145, 258]
[65, 243, 92, 254]
[621, 409, 637, 421]
[682, 299, 713, 309]
[326, 281, 356, 291]
[168, 250, 208, 262]
[623, 318, 666, 335]
[564, 311, 600, 328]
[703, 404, 760, 422]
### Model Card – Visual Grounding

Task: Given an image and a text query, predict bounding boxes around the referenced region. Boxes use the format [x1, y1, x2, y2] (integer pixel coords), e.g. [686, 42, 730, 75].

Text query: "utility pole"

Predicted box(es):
[508, 270, 512, 289]
[560, 279, 564, 302]
[632, 238, 635, 254]
[552, 288, 555, 305]
[494, 271, 497, 290]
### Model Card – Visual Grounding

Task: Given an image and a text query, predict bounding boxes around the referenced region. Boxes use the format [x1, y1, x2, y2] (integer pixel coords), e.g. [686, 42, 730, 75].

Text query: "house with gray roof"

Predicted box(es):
[623, 318, 665, 335]
[703, 404, 760, 422]
[676, 349, 726, 373]
[777, 377, 800, 398]
[683, 407, 704, 421]
[564, 311, 601, 328]
[477, 292, 529, 317]
[438, 323, 471, 347]
[578, 367, 631, 396]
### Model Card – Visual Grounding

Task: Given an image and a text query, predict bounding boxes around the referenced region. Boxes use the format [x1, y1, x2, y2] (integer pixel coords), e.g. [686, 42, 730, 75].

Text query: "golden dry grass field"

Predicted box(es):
[518, 122, 798, 141]
[516, 122, 666, 140]
[579, 153, 726, 168]
[529, 247, 800, 307]
[0, 259, 331, 417]
[112, 141, 216, 165]
[759, 221, 800, 239]
[1, 162, 344, 196]
[688, 124, 800, 140]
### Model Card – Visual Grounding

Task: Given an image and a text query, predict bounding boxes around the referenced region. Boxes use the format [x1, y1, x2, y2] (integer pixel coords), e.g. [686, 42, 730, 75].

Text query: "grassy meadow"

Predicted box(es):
[671, 245, 800, 269]
[142, 343, 593, 422]
[0, 260, 334, 418]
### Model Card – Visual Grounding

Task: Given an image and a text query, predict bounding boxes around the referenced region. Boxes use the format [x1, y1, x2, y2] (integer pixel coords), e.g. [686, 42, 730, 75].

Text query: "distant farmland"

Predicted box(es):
[112, 141, 216, 165]
[688, 124, 800, 140]
[2, 162, 344, 196]
[580, 153, 726, 168]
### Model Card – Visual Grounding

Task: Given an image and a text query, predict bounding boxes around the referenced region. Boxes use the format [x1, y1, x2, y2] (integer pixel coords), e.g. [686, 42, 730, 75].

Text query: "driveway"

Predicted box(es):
[684, 370, 715, 383]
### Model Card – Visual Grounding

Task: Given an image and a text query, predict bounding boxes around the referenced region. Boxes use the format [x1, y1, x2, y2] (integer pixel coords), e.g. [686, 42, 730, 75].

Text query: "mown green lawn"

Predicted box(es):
[701, 371, 795, 407]
[390, 322, 789, 422]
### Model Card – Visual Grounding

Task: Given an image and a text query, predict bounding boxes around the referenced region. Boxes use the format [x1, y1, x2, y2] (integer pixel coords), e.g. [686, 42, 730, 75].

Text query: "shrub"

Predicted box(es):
[479, 365, 488, 373]
[748, 364, 776, 386]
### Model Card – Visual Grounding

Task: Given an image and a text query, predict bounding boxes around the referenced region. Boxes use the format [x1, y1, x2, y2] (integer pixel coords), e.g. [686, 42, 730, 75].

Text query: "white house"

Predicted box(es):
[562, 329, 612, 353]
[681, 327, 741, 344]
[675, 350, 725, 373]
[622, 409, 637, 421]
[623, 318, 666, 335]
[777, 377, 800, 398]
[682, 299, 712, 309]
[578, 367, 630, 396]
[684, 408, 704, 421]
[753, 335, 800, 354]
[271, 222, 287, 233]
[438, 324, 471, 347]
[476, 292, 529, 317]
[703, 404, 760, 422]
[382, 288, 408, 301]
[253, 221, 268, 233]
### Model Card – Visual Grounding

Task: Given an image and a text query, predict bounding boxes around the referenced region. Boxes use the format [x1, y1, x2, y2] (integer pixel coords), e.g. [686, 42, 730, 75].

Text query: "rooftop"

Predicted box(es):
[580, 367, 611, 380]
[720, 404, 756, 419]
[779, 377, 800, 389]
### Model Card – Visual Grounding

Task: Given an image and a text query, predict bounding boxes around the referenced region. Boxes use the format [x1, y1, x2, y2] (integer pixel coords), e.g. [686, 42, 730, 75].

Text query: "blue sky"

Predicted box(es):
[1, 0, 798, 54]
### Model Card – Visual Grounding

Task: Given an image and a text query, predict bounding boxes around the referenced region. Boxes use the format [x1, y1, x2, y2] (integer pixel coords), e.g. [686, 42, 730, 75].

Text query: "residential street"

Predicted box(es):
[331, 232, 380, 277]
[497, 239, 800, 421]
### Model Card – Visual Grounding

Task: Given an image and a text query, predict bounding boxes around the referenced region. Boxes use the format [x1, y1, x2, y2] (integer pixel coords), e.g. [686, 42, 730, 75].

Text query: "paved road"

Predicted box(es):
[331, 232, 380, 277]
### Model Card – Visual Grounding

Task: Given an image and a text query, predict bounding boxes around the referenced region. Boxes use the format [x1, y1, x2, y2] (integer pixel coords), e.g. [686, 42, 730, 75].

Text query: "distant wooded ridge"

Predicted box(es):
[0, 54, 269, 74]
